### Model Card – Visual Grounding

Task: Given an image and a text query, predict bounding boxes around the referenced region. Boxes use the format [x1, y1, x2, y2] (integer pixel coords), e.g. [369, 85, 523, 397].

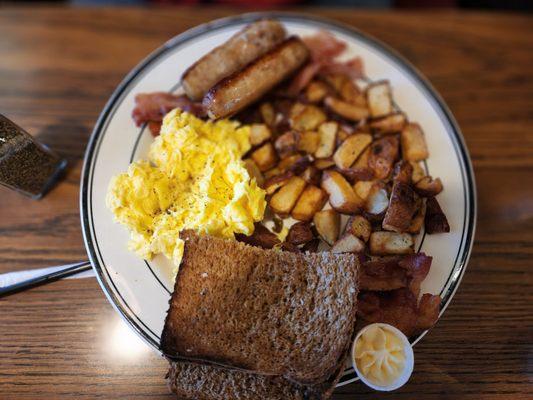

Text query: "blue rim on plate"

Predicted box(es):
[80, 12, 477, 387]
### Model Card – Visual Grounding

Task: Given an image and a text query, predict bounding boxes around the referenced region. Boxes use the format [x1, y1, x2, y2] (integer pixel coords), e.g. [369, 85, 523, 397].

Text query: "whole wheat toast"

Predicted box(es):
[161, 232, 359, 386]
[166, 359, 344, 400]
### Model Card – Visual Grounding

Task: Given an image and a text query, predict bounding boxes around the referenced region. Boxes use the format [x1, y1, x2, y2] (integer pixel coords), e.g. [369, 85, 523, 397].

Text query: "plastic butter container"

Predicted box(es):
[352, 323, 414, 391]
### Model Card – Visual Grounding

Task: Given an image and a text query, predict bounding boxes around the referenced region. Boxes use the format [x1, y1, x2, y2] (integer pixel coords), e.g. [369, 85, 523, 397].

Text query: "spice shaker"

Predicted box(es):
[0, 114, 67, 199]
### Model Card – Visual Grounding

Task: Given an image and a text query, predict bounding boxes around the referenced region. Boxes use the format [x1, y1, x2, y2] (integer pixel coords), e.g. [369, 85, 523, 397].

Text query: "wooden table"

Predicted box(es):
[0, 7, 531, 399]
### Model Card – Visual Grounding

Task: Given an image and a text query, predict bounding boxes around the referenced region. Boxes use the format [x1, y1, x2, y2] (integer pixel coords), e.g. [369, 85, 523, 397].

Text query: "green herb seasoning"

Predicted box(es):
[0, 114, 67, 199]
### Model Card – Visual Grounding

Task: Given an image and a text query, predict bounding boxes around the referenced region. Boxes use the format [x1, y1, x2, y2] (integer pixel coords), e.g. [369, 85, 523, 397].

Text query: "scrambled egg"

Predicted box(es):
[106, 109, 266, 272]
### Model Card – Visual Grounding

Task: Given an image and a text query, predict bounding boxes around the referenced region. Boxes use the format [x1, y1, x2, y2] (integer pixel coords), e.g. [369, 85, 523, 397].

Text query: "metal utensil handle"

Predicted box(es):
[0, 261, 92, 298]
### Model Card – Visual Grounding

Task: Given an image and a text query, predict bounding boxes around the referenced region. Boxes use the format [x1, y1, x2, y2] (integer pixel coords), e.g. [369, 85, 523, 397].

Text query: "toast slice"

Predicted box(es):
[161, 232, 359, 386]
[166, 359, 344, 400]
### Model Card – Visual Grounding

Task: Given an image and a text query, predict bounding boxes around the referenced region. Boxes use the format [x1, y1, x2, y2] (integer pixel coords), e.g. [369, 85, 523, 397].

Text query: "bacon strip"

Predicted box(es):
[288, 31, 365, 96]
[360, 253, 432, 293]
[357, 288, 441, 337]
[132, 92, 206, 136]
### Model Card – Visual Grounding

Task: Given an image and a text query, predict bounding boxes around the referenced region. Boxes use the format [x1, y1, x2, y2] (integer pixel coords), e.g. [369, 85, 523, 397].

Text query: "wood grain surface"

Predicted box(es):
[0, 7, 531, 400]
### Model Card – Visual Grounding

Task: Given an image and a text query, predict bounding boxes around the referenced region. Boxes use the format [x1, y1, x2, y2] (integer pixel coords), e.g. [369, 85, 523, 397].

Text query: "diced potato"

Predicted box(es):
[410, 161, 426, 183]
[336, 127, 351, 145]
[323, 73, 348, 92]
[365, 183, 389, 216]
[264, 171, 294, 195]
[353, 180, 375, 201]
[321, 170, 363, 214]
[368, 136, 399, 179]
[331, 233, 365, 253]
[301, 166, 321, 186]
[315, 121, 338, 159]
[414, 176, 443, 197]
[290, 104, 327, 131]
[275, 131, 299, 158]
[366, 81, 393, 118]
[243, 159, 264, 187]
[314, 158, 336, 170]
[313, 209, 340, 246]
[392, 160, 413, 184]
[353, 145, 371, 169]
[236, 224, 280, 249]
[305, 80, 330, 103]
[340, 80, 366, 107]
[259, 102, 276, 127]
[249, 124, 272, 146]
[287, 221, 314, 245]
[251, 142, 278, 172]
[278, 155, 311, 175]
[336, 166, 374, 183]
[333, 133, 372, 169]
[345, 215, 372, 242]
[264, 167, 280, 179]
[324, 96, 369, 122]
[382, 181, 418, 232]
[369, 112, 407, 135]
[297, 131, 320, 154]
[269, 176, 307, 216]
[369, 231, 414, 255]
[292, 185, 328, 221]
[408, 198, 426, 234]
[401, 123, 429, 161]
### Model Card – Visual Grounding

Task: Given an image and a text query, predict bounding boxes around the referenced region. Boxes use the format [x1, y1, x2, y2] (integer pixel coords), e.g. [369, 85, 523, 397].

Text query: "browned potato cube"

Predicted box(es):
[414, 176, 443, 197]
[324, 96, 369, 122]
[315, 121, 338, 159]
[314, 158, 336, 170]
[235, 224, 280, 249]
[333, 133, 372, 169]
[353, 180, 376, 201]
[368, 135, 399, 179]
[365, 183, 389, 216]
[336, 166, 374, 183]
[290, 104, 327, 131]
[336, 127, 351, 145]
[259, 102, 276, 127]
[243, 159, 264, 187]
[249, 124, 272, 146]
[392, 160, 413, 184]
[321, 170, 363, 214]
[353, 145, 371, 169]
[313, 209, 340, 245]
[340, 80, 366, 107]
[251, 142, 278, 172]
[301, 166, 321, 186]
[410, 161, 426, 183]
[275, 131, 299, 158]
[269, 176, 306, 216]
[408, 198, 426, 234]
[369, 231, 414, 255]
[345, 215, 372, 242]
[264, 167, 280, 179]
[264, 171, 294, 195]
[366, 81, 393, 118]
[401, 123, 429, 161]
[382, 181, 418, 232]
[305, 80, 330, 103]
[291, 185, 328, 221]
[278, 155, 311, 175]
[331, 233, 365, 253]
[297, 131, 320, 154]
[287, 221, 314, 245]
[323, 73, 349, 93]
[369, 112, 407, 135]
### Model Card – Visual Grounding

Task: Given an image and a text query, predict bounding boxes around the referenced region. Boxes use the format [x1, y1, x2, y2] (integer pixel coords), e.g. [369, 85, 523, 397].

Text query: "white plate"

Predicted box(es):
[80, 13, 476, 387]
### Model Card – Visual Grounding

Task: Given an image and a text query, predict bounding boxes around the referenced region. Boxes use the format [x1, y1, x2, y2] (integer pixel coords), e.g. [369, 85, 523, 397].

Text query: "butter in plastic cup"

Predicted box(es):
[351, 323, 414, 391]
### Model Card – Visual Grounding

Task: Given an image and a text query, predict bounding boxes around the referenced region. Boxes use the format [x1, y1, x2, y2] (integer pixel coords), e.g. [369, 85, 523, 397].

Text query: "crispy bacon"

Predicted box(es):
[416, 293, 441, 331]
[357, 288, 441, 337]
[132, 92, 206, 136]
[288, 31, 365, 96]
[360, 253, 432, 293]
